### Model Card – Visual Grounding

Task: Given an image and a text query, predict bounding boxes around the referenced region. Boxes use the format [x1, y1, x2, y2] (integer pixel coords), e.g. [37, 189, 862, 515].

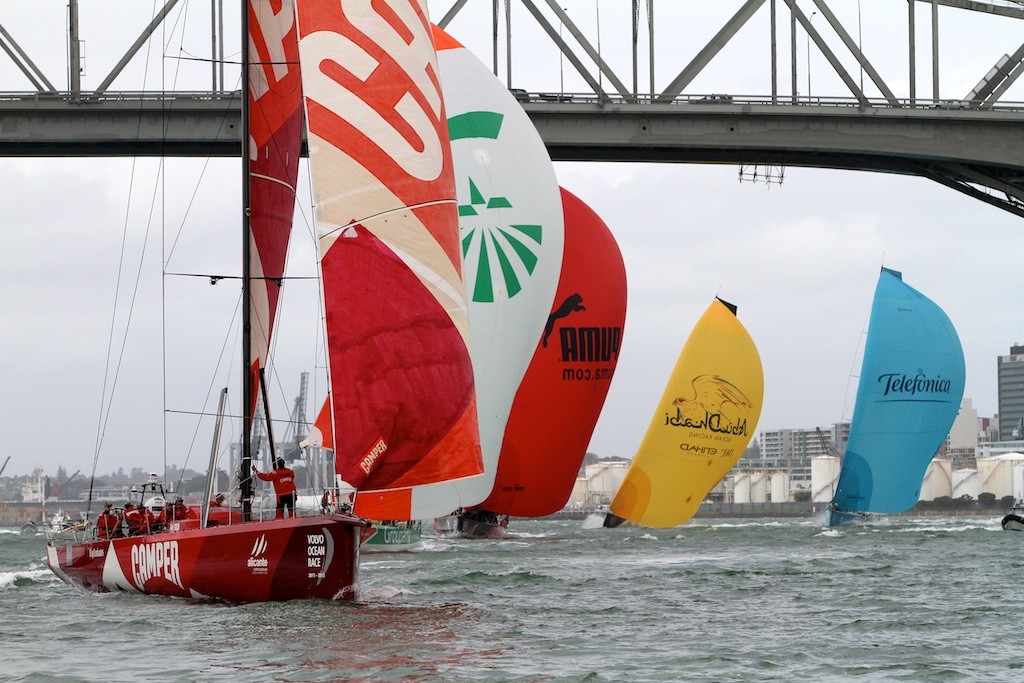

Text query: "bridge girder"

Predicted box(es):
[1, 94, 1021, 217]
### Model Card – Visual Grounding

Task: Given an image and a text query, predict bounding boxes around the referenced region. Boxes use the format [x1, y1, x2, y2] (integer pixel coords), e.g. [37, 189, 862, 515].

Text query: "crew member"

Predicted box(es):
[122, 502, 143, 536]
[96, 502, 121, 540]
[253, 458, 297, 519]
[210, 493, 226, 507]
[167, 496, 193, 522]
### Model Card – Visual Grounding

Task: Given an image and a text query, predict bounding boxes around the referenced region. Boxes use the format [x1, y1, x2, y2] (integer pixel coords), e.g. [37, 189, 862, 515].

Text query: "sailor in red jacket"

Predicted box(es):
[122, 502, 143, 536]
[253, 458, 297, 519]
[95, 502, 121, 540]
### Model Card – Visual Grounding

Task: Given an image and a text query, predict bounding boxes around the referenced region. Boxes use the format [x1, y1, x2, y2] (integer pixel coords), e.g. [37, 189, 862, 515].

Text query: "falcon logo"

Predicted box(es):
[665, 375, 754, 436]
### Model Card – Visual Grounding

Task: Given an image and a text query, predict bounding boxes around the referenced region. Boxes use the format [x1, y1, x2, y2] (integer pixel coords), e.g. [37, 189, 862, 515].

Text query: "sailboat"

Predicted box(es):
[45, 0, 481, 601]
[591, 298, 763, 529]
[825, 267, 966, 526]
[360, 520, 423, 552]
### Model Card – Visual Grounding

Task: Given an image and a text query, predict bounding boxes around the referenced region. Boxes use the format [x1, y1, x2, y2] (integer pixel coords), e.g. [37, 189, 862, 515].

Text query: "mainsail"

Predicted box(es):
[831, 267, 965, 517]
[435, 26, 565, 506]
[247, 0, 303, 415]
[477, 187, 627, 517]
[609, 299, 764, 528]
[294, 0, 484, 520]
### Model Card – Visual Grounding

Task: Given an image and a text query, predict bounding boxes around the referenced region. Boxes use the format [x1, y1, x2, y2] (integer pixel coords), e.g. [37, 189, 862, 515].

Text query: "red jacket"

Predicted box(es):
[167, 502, 194, 521]
[255, 466, 297, 498]
[123, 506, 155, 535]
[96, 511, 121, 539]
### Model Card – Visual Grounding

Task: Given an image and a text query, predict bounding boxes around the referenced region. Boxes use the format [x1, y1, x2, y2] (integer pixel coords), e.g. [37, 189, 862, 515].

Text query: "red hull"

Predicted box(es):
[46, 514, 365, 602]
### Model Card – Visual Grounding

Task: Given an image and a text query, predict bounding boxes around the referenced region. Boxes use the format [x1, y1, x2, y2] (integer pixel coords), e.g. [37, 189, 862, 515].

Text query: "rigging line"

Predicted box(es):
[162, 0, 173, 485]
[175, 291, 242, 491]
[95, 157, 166, 468]
[296, 155, 330, 443]
[318, 198, 458, 240]
[157, 0, 224, 270]
[840, 311, 871, 425]
[162, 145, 224, 264]
[164, 71, 242, 264]
[261, 206, 320, 448]
[164, 272, 318, 281]
[91, 0, 164, 481]
[173, 51, 300, 66]
[167, 408, 313, 426]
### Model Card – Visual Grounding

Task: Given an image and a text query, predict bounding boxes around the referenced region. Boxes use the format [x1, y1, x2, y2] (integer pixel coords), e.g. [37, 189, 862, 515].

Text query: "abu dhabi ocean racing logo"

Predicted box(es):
[449, 110, 544, 303]
[664, 375, 754, 437]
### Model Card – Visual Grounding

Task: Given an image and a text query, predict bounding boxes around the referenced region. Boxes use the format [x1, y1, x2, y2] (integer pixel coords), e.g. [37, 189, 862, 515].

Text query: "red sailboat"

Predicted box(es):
[45, 0, 479, 601]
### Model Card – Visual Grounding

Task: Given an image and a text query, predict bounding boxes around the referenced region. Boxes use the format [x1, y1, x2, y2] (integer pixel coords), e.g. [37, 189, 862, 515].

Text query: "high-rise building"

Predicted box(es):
[997, 344, 1024, 441]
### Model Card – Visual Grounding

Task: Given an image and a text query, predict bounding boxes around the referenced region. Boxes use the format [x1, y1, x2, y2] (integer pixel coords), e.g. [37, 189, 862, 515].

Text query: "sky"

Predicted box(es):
[0, 1, 1022, 478]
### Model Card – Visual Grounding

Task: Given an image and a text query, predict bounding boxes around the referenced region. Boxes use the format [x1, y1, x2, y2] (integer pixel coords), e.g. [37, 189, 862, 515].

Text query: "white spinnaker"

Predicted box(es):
[438, 34, 565, 504]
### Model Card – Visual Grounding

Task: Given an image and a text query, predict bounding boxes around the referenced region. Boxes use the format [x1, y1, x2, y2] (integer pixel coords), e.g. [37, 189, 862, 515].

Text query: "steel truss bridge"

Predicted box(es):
[1, 0, 1023, 217]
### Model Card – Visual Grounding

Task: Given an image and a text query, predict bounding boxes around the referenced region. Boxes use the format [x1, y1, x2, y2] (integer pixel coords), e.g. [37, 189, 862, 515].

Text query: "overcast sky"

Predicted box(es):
[0, 1, 1021, 477]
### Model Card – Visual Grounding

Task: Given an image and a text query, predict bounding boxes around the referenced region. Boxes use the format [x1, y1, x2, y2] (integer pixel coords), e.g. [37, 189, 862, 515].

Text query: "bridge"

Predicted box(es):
[1, 0, 1023, 216]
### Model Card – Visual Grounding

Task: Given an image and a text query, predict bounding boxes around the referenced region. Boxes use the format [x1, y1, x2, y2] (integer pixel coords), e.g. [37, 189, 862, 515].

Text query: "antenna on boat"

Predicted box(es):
[240, 0, 254, 522]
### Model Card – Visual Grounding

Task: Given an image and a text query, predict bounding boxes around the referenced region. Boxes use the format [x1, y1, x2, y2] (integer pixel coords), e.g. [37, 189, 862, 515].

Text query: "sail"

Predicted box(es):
[477, 187, 626, 516]
[610, 299, 764, 528]
[435, 27, 565, 505]
[294, 0, 484, 520]
[247, 0, 303, 415]
[302, 25, 568, 515]
[832, 267, 965, 514]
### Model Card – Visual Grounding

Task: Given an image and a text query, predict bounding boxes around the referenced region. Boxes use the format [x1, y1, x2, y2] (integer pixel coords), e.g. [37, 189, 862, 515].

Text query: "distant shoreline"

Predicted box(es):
[535, 501, 1009, 521]
[0, 500, 1010, 527]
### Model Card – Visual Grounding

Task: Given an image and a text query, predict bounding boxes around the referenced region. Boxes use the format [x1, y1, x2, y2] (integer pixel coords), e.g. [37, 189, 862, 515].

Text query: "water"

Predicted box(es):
[2, 515, 1020, 682]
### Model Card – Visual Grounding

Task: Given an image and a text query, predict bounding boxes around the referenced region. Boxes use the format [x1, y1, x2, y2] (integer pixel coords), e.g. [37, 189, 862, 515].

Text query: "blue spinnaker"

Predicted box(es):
[833, 267, 965, 514]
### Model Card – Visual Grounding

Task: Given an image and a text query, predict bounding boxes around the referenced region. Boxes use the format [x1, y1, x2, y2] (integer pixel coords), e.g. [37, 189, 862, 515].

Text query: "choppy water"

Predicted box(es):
[2, 515, 1021, 682]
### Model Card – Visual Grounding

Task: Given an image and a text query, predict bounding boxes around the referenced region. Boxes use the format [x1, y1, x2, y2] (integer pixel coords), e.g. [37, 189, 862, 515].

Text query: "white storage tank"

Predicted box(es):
[568, 477, 589, 507]
[770, 472, 790, 503]
[976, 453, 1024, 500]
[811, 455, 840, 503]
[952, 469, 982, 500]
[750, 472, 768, 503]
[583, 462, 629, 503]
[919, 459, 953, 501]
[732, 473, 751, 504]
[974, 456, 1024, 499]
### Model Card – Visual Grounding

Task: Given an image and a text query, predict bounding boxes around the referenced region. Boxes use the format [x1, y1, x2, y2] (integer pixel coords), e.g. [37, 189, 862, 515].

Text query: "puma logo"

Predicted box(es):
[542, 293, 585, 347]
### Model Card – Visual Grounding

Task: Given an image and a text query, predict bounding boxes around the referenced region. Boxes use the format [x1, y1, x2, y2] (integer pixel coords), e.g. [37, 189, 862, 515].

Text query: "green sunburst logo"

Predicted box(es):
[448, 110, 544, 304]
[458, 179, 543, 303]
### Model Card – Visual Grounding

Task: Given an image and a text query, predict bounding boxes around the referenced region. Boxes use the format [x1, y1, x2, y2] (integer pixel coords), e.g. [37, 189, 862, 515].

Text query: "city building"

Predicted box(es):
[997, 343, 1024, 442]
[947, 398, 980, 469]
[739, 422, 850, 493]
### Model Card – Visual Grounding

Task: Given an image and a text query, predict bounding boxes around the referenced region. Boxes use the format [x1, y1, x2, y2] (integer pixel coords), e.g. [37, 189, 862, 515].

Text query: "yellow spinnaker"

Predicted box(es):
[610, 299, 764, 527]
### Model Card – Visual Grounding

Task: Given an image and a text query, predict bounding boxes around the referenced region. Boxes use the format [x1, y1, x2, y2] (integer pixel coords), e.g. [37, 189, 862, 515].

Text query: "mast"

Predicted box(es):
[240, 0, 253, 522]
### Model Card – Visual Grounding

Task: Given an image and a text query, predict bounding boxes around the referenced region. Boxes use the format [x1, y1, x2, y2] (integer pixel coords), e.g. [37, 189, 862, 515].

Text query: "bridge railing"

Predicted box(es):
[1, 90, 1022, 113]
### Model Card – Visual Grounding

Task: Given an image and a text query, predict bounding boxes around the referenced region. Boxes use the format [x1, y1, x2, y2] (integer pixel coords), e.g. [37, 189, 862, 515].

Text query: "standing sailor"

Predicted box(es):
[253, 458, 297, 519]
